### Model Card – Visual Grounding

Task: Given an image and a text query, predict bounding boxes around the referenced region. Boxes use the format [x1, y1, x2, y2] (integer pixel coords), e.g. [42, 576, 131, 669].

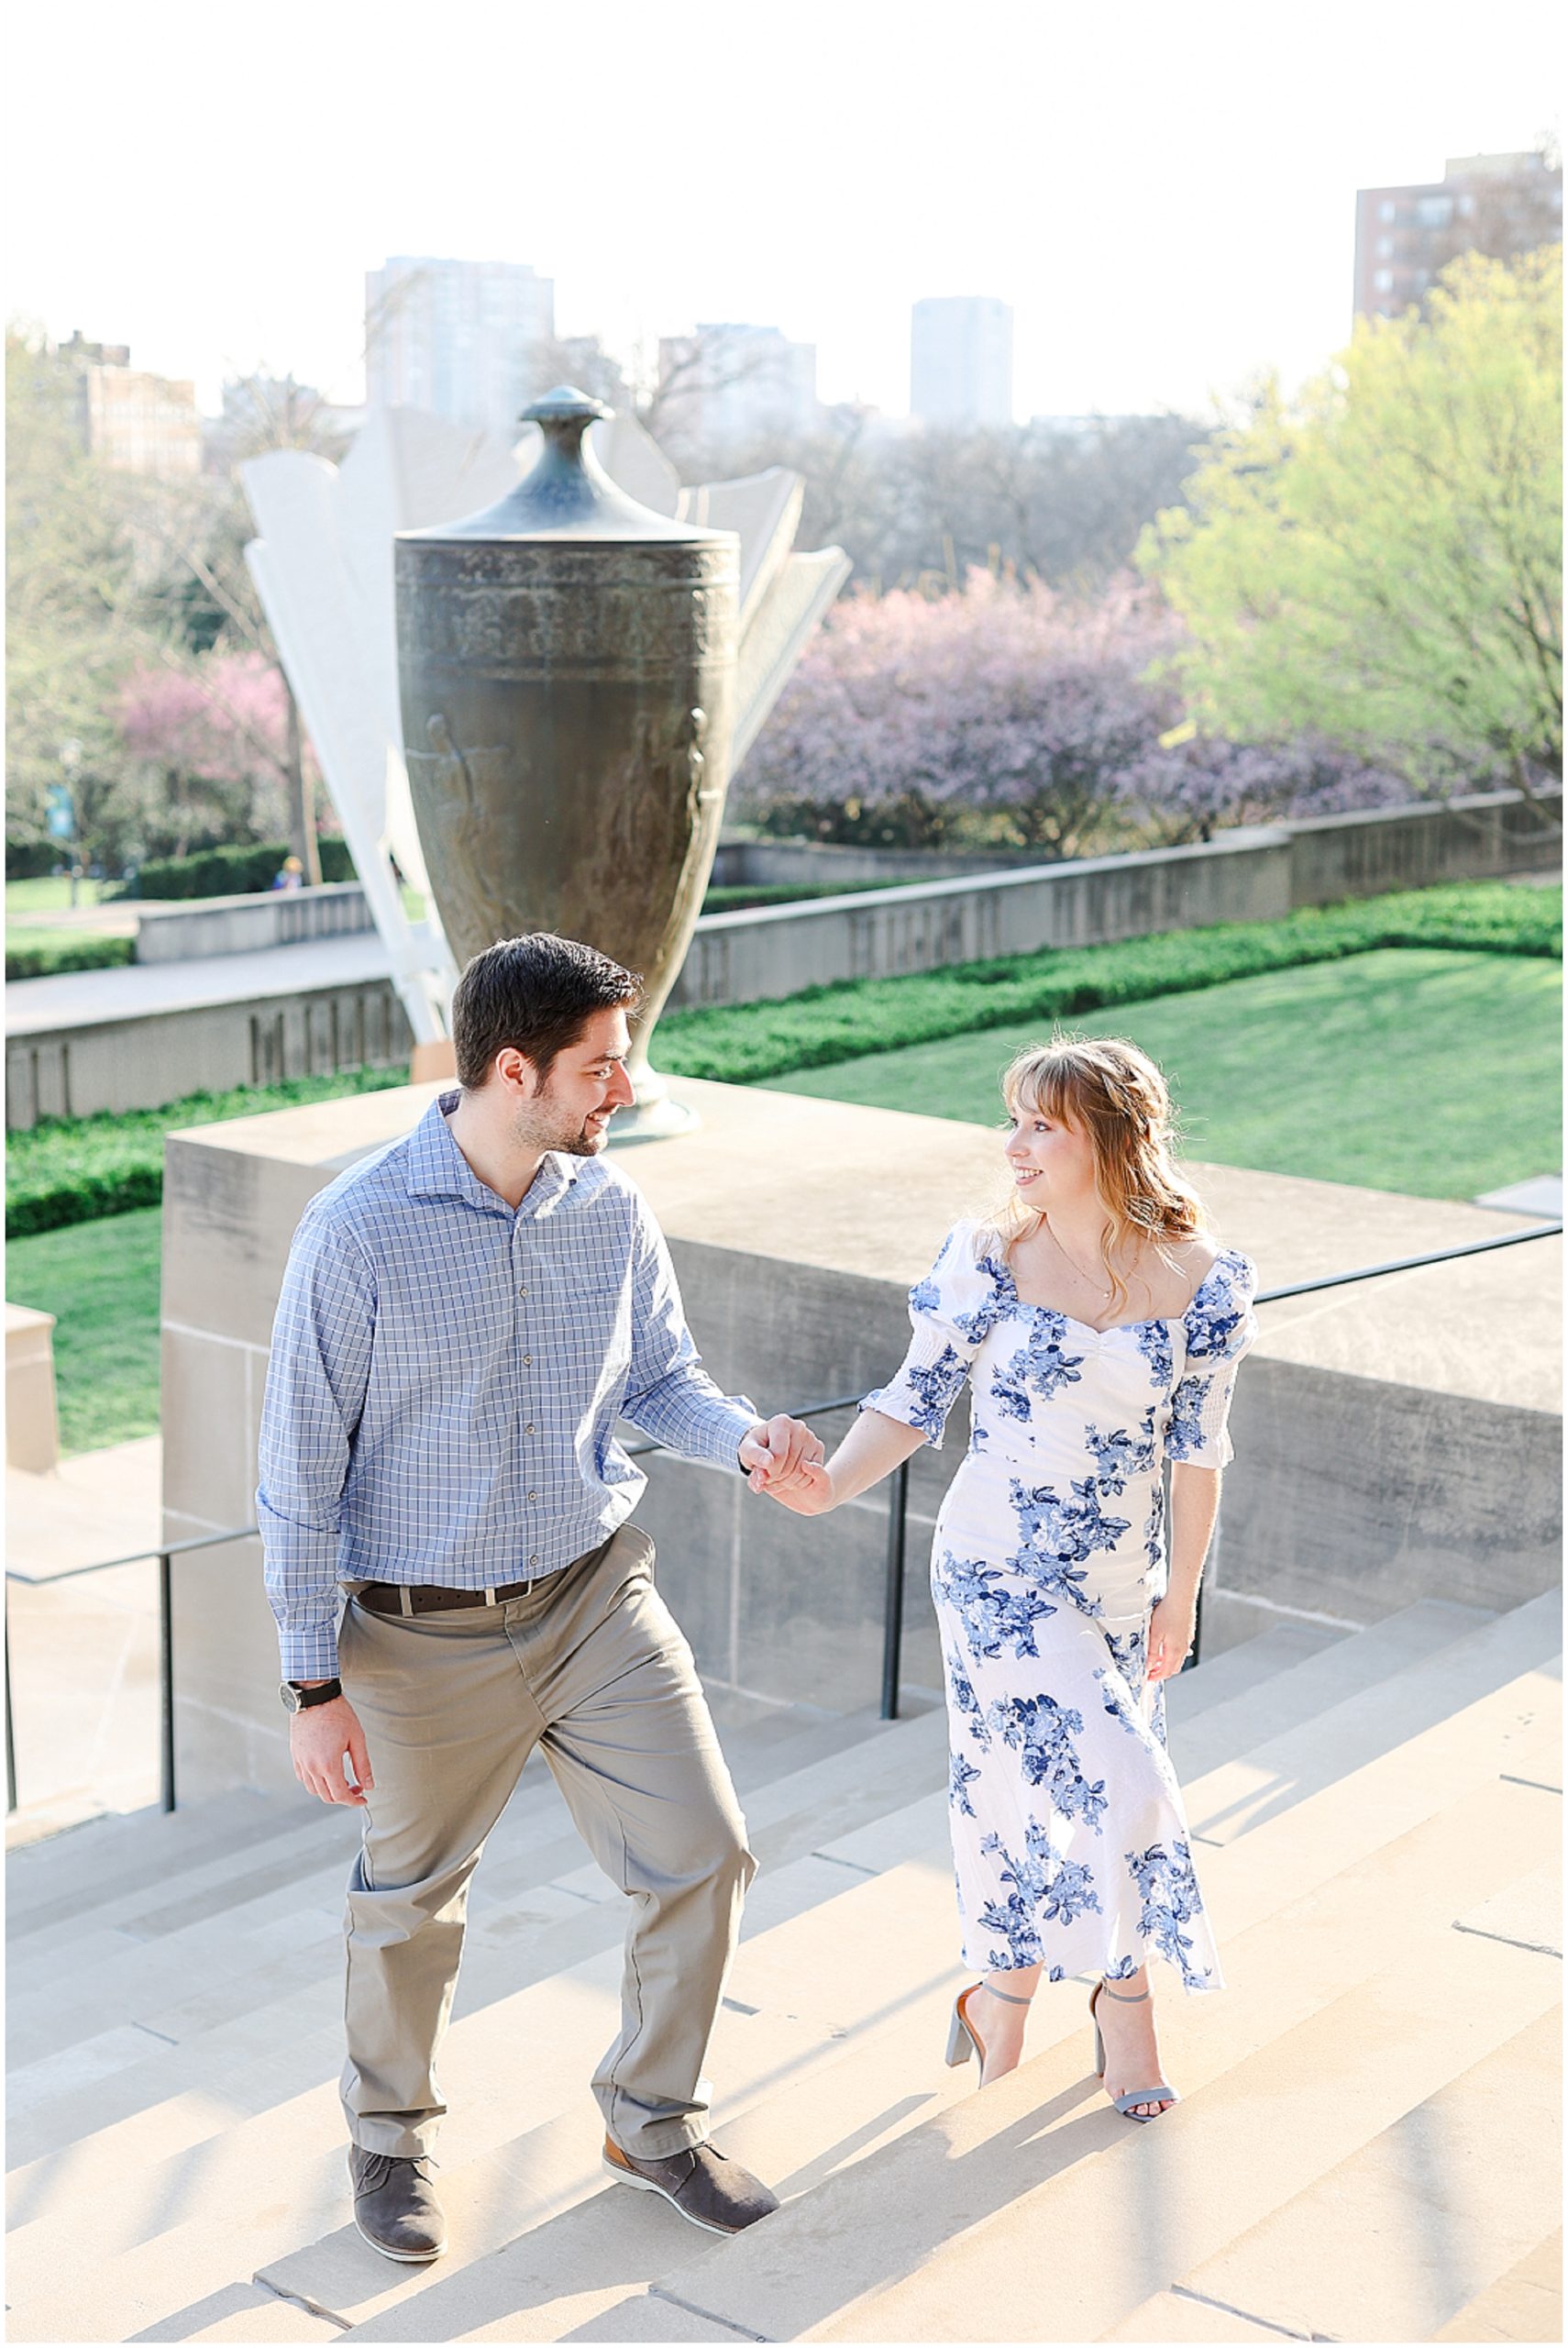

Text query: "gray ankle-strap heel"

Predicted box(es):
[1088, 1978, 1180, 2121]
[945, 1977, 1032, 2076]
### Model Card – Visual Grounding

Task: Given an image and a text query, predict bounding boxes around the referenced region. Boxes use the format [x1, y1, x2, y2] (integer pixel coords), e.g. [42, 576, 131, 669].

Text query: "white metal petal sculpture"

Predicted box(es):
[241, 410, 848, 1049]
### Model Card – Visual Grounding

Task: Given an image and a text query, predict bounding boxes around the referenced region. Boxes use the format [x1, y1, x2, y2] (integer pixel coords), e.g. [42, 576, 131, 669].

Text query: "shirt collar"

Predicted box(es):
[404, 1089, 581, 1220]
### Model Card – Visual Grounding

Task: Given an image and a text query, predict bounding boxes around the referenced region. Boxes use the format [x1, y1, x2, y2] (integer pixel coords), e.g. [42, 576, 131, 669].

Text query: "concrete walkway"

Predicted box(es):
[6, 930, 392, 1035]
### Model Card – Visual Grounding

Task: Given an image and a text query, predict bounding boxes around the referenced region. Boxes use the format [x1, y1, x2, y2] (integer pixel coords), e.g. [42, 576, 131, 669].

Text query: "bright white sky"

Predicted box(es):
[5, 0, 1560, 424]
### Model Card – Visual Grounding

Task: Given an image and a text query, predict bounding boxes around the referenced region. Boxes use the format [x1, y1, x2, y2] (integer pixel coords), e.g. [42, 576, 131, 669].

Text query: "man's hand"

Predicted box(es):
[290, 1694, 374, 1807]
[738, 1414, 825, 1495]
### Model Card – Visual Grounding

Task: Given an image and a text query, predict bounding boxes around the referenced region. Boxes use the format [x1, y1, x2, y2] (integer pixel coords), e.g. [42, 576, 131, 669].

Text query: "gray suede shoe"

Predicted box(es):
[602, 2136, 779, 2235]
[348, 2144, 447, 2262]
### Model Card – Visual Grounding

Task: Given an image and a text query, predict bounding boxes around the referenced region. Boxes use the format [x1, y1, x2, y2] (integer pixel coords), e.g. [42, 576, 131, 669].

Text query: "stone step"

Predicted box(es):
[4, 1787, 325, 1929]
[0, 1602, 1396, 2143]
[1, 1733, 957, 2176]
[1430, 2226, 1562, 2344]
[300, 1744, 1558, 2342]
[6, 1700, 901, 2015]
[11, 1588, 1549, 2172]
[6, 1710, 952, 2074]
[1161, 1617, 1346, 1728]
[1169, 1597, 1496, 1789]
[1185, 1588, 1561, 1845]
[1101, 2008, 1561, 2342]
[8, 1735, 1539, 2343]
[643, 1910, 1562, 2342]
[8, 1640, 1553, 2337]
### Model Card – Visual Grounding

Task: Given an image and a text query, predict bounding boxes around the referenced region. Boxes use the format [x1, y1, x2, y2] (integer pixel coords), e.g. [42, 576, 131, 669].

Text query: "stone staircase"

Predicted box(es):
[6, 1594, 1561, 2343]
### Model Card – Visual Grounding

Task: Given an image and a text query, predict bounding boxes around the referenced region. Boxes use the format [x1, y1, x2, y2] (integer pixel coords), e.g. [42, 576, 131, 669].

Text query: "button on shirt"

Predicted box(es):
[257, 1091, 758, 1678]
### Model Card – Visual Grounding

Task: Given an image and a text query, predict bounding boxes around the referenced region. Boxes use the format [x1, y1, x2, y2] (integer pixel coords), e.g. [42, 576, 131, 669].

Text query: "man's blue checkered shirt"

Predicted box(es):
[257, 1091, 757, 1678]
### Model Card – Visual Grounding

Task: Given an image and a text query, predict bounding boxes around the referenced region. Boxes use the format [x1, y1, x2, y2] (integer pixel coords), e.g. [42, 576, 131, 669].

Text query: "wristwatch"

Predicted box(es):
[280, 1678, 342, 1712]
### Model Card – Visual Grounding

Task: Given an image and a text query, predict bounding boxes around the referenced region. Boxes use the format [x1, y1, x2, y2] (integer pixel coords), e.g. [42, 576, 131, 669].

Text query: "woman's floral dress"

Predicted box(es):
[864, 1220, 1259, 1992]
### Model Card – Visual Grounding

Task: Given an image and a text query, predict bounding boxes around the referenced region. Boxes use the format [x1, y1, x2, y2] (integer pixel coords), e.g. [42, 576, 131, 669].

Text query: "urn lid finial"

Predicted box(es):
[522, 384, 613, 426]
[404, 383, 725, 547]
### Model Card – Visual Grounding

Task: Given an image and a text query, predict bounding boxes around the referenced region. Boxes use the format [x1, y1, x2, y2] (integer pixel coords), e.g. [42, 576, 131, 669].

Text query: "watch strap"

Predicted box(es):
[284, 1678, 342, 1710]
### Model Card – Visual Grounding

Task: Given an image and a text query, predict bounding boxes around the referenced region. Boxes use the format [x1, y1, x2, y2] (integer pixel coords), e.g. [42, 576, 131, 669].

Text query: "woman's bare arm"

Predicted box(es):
[757, 1409, 925, 1514]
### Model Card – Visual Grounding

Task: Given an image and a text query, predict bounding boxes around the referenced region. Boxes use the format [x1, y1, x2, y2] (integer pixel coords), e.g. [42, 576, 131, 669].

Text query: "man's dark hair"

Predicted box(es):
[452, 934, 643, 1090]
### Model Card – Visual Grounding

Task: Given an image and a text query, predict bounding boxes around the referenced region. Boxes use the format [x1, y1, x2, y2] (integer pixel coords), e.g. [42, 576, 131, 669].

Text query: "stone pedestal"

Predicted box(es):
[6, 1304, 60, 1473]
[161, 1080, 1561, 1800]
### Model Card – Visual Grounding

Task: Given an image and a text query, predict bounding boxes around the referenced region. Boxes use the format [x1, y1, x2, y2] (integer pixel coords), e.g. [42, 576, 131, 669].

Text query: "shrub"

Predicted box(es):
[657, 881, 1562, 1085]
[127, 836, 356, 900]
[6, 936, 135, 980]
[10, 881, 1552, 1238]
[6, 1066, 412, 1239]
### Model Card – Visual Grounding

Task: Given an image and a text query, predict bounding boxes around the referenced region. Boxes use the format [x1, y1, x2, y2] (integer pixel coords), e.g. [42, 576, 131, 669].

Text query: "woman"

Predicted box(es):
[767, 1036, 1258, 2121]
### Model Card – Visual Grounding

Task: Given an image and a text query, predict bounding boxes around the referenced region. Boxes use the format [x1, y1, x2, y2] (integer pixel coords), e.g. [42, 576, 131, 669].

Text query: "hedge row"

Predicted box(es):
[6, 880, 1558, 1238]
[129, 837, 357, 900]
[6, 1068, 413, 1239]
[6, 936, 135, 980]
[656, 880, 1562, 1084]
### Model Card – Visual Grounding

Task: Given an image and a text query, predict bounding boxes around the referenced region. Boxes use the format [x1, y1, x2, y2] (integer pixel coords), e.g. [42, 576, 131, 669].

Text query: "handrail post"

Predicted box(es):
[5, 1581, 17, 1816]
[880, 1461, 910, 1722]
[1187, 1495, 1219, 1673]
[159, 1549, 176, 1814]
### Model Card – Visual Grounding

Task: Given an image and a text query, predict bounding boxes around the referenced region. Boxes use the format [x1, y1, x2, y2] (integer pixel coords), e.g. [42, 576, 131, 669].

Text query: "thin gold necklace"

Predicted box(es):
[1042, 1213, 1113, 1300]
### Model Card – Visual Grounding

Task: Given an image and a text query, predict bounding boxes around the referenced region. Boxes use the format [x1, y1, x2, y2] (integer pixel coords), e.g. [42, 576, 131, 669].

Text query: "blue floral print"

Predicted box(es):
[976, 1823, 1103, 1968]
[1125, 1839, 1215, 1988]
[945, 1653, 993, 1750]
[862, 1219, 1257, 1990]
[949, 1750, 983, 1817]
[986, 1691, 1110, 1829]
[990, 1316, 1086, 1420]
[1134, 1319, 1176, 1391]
[933, 1551, 1058, 1663]
[901, 1346, 968, 1439]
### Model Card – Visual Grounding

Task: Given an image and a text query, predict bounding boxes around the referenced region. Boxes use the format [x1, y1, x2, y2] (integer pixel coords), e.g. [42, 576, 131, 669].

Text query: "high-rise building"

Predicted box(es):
[655, 323, 819, 448]
[1353, 150, 1562, 320]
[364, 256, 556, 437]
[910, 297, 1013, 428]
[60, 334, 202, 477]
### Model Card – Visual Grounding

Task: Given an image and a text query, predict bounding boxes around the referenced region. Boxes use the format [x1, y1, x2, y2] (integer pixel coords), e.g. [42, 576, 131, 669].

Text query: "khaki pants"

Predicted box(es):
[336, 1524, 755, 2160]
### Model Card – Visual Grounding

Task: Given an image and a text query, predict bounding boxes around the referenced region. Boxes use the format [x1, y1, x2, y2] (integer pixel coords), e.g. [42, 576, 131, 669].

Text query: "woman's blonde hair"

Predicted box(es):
[992, 1034, 1209, 1319]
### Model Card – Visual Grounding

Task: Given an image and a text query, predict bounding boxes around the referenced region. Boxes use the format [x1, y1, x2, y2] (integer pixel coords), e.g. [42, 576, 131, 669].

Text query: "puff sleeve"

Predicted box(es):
[1165, 1247, 1259, 1470]
[861, 1219, 1010, 1448]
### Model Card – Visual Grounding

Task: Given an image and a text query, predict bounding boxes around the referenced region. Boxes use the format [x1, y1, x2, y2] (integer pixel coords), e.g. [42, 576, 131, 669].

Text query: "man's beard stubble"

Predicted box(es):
[511, 1098, 606, 1161]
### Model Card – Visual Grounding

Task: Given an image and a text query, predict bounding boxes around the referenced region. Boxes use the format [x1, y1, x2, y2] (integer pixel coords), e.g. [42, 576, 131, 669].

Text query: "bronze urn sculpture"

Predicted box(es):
[395, 386, 741, 1136]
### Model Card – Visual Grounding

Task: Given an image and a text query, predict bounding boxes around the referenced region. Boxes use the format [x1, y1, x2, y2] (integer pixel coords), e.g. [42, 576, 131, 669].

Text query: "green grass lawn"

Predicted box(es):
[6, 1207, 163, 1455]
[5, 875, 115, 915]
[767, 947, 1562, 1200]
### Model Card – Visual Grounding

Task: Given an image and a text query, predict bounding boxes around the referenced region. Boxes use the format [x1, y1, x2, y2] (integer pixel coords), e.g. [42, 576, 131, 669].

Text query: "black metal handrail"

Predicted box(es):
[5, 1218, 1558, 1817]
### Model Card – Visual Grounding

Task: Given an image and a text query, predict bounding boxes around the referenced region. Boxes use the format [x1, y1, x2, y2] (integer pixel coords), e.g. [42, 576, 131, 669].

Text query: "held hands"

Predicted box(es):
[290, 1696, 374, 1808]
[1146, 1593, 1197, 1684]
[738, 1414, 830, 1505]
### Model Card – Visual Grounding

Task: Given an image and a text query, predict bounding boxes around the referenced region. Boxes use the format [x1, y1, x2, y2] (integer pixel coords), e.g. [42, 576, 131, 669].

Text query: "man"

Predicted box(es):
[258, 933, 822, 2262]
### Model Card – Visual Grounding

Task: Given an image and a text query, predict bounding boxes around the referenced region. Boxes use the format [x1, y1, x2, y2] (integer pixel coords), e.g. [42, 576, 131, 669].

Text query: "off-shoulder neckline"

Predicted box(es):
[985, 1240, 1245, 1338]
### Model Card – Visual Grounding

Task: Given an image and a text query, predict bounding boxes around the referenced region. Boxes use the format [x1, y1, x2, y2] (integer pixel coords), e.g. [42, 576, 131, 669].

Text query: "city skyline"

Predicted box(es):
[6, 0, 1559, 428]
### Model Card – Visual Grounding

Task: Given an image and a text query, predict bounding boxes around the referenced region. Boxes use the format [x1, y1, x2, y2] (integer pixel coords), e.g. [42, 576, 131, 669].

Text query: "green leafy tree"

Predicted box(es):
[6, 329, 145, 861]
[1139, 248, 1562, 819]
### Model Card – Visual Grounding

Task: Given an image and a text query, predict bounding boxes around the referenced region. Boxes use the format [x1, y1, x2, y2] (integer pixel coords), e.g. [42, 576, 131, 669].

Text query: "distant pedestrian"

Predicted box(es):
[271, 856, 304, 892]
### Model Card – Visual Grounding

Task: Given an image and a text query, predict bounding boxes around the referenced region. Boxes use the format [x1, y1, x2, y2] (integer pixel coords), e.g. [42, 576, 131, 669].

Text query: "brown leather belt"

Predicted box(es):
[357, 1578, 542, 1617]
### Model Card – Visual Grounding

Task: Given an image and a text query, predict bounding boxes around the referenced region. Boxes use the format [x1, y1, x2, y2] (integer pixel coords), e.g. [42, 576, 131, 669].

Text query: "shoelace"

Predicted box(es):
[356, 2152, 436, 2192]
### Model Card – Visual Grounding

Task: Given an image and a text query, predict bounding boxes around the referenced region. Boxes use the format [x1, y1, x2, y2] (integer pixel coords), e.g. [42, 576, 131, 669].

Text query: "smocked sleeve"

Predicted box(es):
[1165, 1248, 1259, 1470]
[860, 1219, 1008, 1448]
